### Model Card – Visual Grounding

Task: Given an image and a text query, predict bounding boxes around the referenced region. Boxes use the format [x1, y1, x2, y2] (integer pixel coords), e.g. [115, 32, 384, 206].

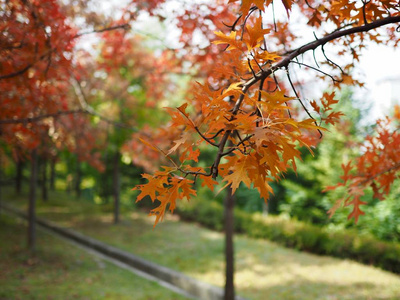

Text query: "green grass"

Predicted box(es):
[0, 214, 189, 300]
[3, 187, 400, 299]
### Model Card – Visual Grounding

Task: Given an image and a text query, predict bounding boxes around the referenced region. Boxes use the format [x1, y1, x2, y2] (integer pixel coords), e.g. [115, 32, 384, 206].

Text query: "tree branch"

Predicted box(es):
[359, 162, 400, 186]
[74, 23, 130, 38]
[0, 63, 33, 80]
[262, 16, 400, 85]
[0, 24, 130, 81]
[210, 15, 400, 179]
[194, 126, 220, 147]
[0, 109, 86, 125]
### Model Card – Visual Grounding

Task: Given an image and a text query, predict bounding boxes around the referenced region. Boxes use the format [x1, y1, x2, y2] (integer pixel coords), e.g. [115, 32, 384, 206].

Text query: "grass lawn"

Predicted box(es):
[3, 187, 400, 300]
[0, 214, 189, 300]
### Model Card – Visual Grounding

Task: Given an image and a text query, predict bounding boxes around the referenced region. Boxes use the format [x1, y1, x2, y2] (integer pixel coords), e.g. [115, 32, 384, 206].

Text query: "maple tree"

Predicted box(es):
[326, 106, 400, 222]
[1, 0, 78, 251]
[75, 29, 174, 222]
[0, 0, 115, 172]
[130, 2, 400, 298]
[267, 89, 362, 223]
[133, 0, 400, 224]
[1, 0, 178, 239]
[0, 0, 133, 249]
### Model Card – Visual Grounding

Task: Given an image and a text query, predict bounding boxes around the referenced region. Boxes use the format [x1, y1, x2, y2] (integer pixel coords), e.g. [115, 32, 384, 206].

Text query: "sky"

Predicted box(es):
[357, 44, 400, 121]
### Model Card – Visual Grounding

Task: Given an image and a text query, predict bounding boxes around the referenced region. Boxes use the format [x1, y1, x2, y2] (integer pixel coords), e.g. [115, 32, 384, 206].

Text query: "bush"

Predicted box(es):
[176, 198, 400, 274]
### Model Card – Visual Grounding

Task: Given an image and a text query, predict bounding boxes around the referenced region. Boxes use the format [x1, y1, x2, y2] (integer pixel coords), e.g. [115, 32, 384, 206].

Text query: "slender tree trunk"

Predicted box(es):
[41, 158, 48, 202]
[16, 158, 23, 195]
[0, 152, 3, 215]
[66, 174, 71, 194]
[28, 149, 38, 251]
[50, 157, 56, 191]
[113, 152, 120, 224]
[224, 186, 235, 300]
[75, 158, 81, 198]
[267, 193, 279, 215]
[66, 155, 72, 194]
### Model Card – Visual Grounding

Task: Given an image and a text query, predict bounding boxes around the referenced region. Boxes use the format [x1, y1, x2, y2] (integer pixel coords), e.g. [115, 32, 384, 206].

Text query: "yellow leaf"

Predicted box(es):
[257, 51, 281, 62]
[139, 138, 162, 153]
[213, 31, 242, 51]
[237, 0, 267, 16]
[261, 90, 295, 105]
[252, 175, 273, 200]
[167, 134, 189, 155]
[222, 155, 252, 193]
[298, 119, 326, 131]
[201, 175, 218, 191]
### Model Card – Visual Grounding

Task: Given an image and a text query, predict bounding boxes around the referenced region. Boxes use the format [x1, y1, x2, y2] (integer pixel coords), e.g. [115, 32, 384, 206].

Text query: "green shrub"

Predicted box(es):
[176, 198, 400, 274]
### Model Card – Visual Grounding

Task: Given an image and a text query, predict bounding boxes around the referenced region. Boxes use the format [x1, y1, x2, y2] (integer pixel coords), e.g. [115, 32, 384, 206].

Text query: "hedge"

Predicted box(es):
[176, 199, 400, 274]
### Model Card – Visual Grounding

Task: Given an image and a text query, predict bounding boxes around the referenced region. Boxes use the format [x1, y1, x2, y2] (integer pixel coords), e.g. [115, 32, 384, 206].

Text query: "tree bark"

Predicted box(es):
[267, 196, 279, 214]
[75, 158, 81, 198]
[66, 174, 71, 194]
[50, 157, 56, 191]
[224, 186, 235, 300]
[113, 152, 120, 224]
[0, 152, 3, 215]
[41, 158, 48, 202]
[28, 149, 38, 251]
[16, 158, 23, 194]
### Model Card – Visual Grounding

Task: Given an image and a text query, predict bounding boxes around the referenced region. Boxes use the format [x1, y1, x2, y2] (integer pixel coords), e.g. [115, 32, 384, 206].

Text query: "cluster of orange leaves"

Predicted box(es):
[134, 1, 325, 225]
[326, 108, 400, 222]
[130, 0, 400, 225]
[0, 0, 81, 161]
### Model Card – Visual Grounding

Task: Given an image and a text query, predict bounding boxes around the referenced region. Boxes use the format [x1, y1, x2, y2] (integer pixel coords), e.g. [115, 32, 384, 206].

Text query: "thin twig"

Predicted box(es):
[321, 45, 346, 75]
[0, 110, 85, 125]
[247, 58, 257, 77]
[207, 129, 225, 140]
[74, 23, 130, 38]
[290, 60, 338, 82]
[0, 24, 130, 81]
[194, 126, 219, 147]
[211, 16, 400, 178]
[361, 0, 370, 25]
[285, 67, 323, 138]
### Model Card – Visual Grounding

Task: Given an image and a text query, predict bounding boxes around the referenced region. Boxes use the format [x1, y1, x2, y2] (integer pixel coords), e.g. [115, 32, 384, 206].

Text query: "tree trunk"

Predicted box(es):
[50, 157, 56, 191]
[113, 152, 120, 224]
[75, 158, 81, 198]
[224, 186, 235, 300]
[16, 158, 23, 195]
[28, 149, 38, 251]
[66, 174, 71, 194]
[0, 152, 3, 215]
[41, 158, 48, 202]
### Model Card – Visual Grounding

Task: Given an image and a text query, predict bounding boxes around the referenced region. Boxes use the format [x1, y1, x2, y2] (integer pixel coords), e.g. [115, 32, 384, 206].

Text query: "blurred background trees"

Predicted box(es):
[1, 0, 400, 247]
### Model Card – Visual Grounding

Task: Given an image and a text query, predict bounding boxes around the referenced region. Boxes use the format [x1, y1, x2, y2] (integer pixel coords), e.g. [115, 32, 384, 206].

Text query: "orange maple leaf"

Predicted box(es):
[346, 196, 367, 223]
[213, 31, 242, 51]
[229, 0, 267, 16]
[201, 175, 218, 191]
[222, 154, 252, 193]
[281, 0, 293, 17]
[244, 15, 270, 50]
